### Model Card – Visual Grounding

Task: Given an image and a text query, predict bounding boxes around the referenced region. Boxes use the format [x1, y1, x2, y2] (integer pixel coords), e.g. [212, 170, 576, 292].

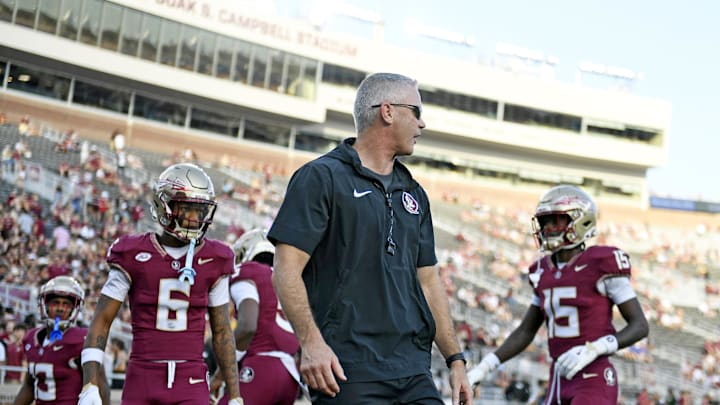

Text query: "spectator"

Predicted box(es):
[116, 149, 127, 178]
[109, 338, 127, 389]
[4, 323, 28, 383]
[111, 129, 127, 178]
[79, 141, 89, 166]
[47, 253, 70, 280]
[1, 145, 13, 174]
[636, 387, 652, 405]
[528, 379, 549, 405]
[0, 327, 6, 373]
[17, 208, 34, 237]
[56, 129, 78, 153]
[110, 129, 125, 152]
[17, 116, 30, 135]
[52, 220, 71, 251]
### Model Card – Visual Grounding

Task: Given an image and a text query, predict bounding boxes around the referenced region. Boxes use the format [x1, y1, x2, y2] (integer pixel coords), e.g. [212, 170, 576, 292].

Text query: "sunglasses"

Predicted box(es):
[371, 103, 422, 120]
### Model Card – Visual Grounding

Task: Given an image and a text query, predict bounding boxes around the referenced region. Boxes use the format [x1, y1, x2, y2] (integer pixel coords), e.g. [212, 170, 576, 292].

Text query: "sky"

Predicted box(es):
[269, 0, 720, 202]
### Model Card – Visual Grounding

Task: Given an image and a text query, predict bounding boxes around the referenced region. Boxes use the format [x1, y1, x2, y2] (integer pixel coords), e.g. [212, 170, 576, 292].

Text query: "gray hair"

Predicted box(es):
[353, 73, 418, 134]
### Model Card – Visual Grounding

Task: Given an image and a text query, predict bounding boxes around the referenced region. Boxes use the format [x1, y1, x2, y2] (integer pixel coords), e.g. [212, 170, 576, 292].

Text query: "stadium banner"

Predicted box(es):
[649, 196, 720, 213]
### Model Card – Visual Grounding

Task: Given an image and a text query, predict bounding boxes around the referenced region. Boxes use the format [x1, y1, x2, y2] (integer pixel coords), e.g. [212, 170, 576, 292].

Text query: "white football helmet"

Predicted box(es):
[532, 185, 597, 252]
[233, 228, 274, 264]
[38, 276, 85, 331]
[150, 163, 217, 242]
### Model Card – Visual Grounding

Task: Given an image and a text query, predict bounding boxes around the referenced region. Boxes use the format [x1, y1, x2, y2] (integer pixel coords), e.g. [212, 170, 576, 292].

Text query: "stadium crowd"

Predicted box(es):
[0, 114, 719, 404]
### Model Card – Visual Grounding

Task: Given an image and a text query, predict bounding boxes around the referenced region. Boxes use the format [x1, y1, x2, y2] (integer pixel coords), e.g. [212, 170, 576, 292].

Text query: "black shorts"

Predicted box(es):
[311, 373, 443, 405]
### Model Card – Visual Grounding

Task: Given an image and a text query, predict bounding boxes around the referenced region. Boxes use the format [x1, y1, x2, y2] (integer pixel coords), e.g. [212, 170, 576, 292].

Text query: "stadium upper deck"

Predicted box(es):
[0, 0, 670, 206]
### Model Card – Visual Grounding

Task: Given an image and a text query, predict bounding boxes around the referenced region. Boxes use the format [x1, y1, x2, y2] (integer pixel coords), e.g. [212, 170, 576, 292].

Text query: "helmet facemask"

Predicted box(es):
[163, 198, 216, 242]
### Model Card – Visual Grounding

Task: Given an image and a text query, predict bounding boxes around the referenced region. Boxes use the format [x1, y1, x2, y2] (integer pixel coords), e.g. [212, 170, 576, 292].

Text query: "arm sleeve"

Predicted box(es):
[596, 276, 636, 305]
[100, 269, 131, 302]
[208, 276, 230, 307]
[230, 281, 259, 309]
[531, 294, 541, 307]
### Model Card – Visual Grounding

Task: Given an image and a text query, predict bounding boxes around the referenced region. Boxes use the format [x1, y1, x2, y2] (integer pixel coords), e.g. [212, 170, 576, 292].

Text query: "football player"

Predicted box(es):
[14, 276, 87, 405]
[467, 185, 649, 404]
[78, 163, 243, 405]
[210, 229, 303, 405]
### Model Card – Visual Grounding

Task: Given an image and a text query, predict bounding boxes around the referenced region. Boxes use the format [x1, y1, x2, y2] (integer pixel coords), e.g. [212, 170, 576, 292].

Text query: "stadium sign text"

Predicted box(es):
[152, 0, 358, 57]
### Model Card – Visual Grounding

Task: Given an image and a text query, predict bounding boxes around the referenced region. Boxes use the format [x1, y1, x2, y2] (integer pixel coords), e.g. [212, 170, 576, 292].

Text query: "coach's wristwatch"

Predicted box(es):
[445, 352, 467, 368]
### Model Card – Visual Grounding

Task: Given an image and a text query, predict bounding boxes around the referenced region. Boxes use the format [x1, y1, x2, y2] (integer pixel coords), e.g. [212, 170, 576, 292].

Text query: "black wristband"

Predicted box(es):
[445, 352, 466, 368]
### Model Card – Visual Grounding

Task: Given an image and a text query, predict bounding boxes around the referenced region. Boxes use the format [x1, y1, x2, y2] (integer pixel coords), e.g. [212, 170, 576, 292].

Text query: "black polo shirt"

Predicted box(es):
[268, 138, 438, 382]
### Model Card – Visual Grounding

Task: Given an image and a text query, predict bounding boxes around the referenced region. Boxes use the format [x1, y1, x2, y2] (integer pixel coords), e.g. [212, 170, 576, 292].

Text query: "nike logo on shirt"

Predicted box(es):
[198, 258, 214, 265]
[574, 264, 588, 272]
[353, 189, 372, 198]
[189, 377, 205, 384]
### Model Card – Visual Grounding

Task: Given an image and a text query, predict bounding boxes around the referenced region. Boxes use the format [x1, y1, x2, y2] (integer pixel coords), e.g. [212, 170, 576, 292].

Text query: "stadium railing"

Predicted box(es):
[0, 283, 35, 318]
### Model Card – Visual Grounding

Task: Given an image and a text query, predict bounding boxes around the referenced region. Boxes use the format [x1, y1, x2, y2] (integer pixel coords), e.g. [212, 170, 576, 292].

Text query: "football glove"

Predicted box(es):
[77, 383, 102, 405]
[467, 352, 500, 386]
[228, 398, 244, 405]
[556, 334, 618, 380]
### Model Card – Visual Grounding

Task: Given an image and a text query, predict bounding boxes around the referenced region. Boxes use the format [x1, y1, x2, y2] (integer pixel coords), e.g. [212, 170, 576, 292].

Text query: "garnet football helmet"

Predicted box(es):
[38, 276, 85, 331]
[532, 185, 597, 252]
[233, 228, 275, 264]
[150, 163, 217, 242]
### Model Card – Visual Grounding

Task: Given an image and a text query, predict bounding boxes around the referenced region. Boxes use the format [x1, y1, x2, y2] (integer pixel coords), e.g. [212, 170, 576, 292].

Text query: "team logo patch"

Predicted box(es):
[171, 260, 181, 270]
[135, 252, 152, 262]
[603, 367, 616, 386]
[401, 192, 419, 214]
[239, 366, 255, 383]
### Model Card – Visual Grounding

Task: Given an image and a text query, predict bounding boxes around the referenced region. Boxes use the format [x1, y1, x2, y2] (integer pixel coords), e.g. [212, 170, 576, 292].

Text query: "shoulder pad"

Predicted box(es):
[232, 262, 270, 284]
[201, 239, 235, 261]
[63, 327, 89, 345]
[107, 233, 149, 255]
[23, 327, 42, 347]
[584, 245, 632, 277]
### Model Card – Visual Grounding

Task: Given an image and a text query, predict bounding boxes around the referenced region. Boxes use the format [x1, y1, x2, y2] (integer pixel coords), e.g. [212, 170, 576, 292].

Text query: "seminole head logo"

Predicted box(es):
[402, 192, 419, 215]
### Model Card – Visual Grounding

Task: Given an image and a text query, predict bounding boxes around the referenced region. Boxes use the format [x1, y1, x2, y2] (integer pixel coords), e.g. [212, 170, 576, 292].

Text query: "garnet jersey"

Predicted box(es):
[528, 245, 632, 360]
[23, 326, 87, 405]
[107, 232, 234, 362]
[231, 262, 300, 356]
